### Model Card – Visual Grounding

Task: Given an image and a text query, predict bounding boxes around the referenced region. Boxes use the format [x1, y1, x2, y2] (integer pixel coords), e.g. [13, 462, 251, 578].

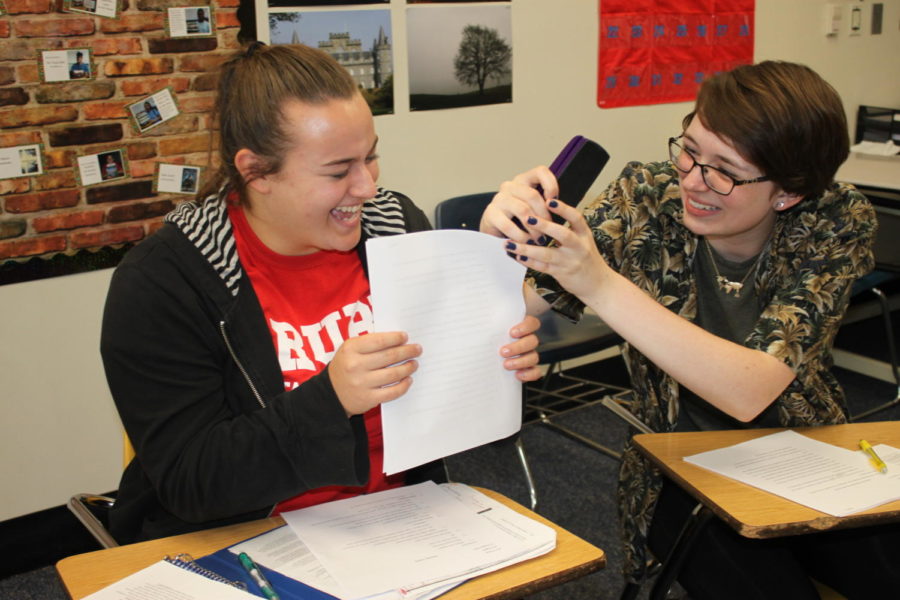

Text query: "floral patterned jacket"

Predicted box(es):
[530, 161, 876, 582]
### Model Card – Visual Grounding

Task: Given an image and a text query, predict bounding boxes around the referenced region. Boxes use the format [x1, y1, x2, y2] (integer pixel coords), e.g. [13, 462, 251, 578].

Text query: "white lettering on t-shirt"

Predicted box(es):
[269, 295, 375, 387]
[345, 300, 373, 338]
[301, 310, 343, 365]
[270, 320, 317, 372]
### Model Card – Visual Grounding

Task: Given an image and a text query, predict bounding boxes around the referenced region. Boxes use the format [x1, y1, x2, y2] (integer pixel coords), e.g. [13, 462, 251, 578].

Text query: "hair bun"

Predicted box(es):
[244, 41, 266, 58]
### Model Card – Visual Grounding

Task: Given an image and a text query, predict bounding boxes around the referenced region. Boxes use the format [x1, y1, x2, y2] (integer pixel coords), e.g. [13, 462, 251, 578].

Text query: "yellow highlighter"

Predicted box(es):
[859, 439, 888, 474]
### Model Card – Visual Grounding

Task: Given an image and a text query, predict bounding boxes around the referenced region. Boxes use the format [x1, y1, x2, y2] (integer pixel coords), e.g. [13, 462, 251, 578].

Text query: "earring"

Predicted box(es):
[775, 201, 785, 210]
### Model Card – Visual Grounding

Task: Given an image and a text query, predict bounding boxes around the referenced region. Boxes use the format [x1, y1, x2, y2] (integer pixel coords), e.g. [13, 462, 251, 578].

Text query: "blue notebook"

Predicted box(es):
[182, 526, 339, 600]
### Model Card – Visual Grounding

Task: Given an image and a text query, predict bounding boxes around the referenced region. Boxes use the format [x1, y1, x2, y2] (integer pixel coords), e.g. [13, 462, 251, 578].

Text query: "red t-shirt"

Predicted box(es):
[228, 202, 404, 514]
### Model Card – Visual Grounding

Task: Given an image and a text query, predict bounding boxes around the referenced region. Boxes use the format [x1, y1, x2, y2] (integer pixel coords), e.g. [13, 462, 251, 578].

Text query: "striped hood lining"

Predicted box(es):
[165, 187, 405, 296]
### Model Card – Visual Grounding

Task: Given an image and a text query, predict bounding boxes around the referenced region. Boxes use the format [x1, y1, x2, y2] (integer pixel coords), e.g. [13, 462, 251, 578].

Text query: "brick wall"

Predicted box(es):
[0, 0, 243, 270]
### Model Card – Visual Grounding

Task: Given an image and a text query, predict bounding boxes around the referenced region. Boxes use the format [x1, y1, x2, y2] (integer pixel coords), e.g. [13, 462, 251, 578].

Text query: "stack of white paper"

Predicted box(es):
[230, 482, 556, 600]
[684, 430, 900, 516]
[850, 140, 899, 156]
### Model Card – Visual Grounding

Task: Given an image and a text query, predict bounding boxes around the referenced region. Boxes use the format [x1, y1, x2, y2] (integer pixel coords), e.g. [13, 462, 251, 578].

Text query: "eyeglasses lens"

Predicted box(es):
[668, 140, 734, 195]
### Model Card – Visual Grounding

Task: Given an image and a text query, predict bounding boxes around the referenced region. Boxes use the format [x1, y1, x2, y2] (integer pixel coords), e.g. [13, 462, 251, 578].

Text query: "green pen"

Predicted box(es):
[238, 551, 280, 600]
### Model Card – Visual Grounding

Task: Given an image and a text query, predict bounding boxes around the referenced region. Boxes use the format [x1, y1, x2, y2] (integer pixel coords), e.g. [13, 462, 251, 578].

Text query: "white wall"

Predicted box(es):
[2, 0, 899, 521]
[1, 269, 121, 521]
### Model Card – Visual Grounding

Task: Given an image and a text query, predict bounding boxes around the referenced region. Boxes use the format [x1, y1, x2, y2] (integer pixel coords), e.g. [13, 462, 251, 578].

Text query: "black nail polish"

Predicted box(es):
[549, 200, 559, 208]
[519, 255, 528, 262]
[527, 216, 538, 225]
[526, 239, 536, 245]
[505, 241, 515, 250]
[538, 236, 549, 245]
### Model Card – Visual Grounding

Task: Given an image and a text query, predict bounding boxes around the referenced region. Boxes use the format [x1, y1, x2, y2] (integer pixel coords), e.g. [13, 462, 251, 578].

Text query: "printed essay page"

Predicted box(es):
[281, 481, 548, 599]
[229, 528, 453, 600]
[82, 559, 255, 599]
[228, 525, 459, 600]
[229, 483, 556, 600]
[228, 525, 343, 597]
[366, 229, 526, 474]
[685, 430, 900, 516]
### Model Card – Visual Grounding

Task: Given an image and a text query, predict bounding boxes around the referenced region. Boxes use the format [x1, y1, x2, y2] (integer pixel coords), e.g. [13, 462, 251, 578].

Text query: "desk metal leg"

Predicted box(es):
[526, 364, 630, 460]
[648, 502, 714, 600]
[851, 287, 900, 420]
[535, 413, 623, 460]
[513, 436, 539, 512]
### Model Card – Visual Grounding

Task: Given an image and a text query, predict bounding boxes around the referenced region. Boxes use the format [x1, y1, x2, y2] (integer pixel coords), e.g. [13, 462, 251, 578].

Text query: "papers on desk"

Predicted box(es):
[234, 482, 556, 600]
[850, 140, 900, 156]
[81, 483, 554, 600]
[366, 229, 527, 475]
[684, 430, 900, 516]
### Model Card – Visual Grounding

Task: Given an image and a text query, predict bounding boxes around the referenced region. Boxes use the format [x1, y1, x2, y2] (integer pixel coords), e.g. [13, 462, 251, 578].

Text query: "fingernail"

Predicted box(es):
[527, 216, 538, 225]
[526, 239, 536, 245]
[519, 255, 528, 262]
[505, 241, 515, 250]
[549, 200, 559, 208]
[538, 236, 549, 245]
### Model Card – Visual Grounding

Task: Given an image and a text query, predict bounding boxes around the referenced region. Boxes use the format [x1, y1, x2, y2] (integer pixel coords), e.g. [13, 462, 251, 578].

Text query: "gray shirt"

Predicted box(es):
[677, 241, 780, 431]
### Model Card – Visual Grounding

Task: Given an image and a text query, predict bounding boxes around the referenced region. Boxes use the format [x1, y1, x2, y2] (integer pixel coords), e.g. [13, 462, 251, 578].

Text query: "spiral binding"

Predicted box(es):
[165, 553, 248, 591]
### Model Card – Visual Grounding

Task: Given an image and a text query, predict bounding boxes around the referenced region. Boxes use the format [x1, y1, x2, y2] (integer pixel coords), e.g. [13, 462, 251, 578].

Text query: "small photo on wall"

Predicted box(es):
[167, 6, 215, 38]
[127, 88, 179, 134]
[0, 144, 44, 180]
[39, 48, 94, 83]
[154, 163, 203, 195]
[63, 0, 118, 19]
[76, 148, 127, 187]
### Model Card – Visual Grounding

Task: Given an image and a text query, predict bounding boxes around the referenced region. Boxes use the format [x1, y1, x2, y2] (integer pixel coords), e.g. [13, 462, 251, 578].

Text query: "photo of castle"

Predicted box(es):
[269, 10, 394, 115]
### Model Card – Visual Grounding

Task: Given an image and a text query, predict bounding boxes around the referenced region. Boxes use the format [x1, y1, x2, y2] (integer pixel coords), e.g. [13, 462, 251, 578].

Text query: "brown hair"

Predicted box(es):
[683, 61, 848, 199]
[200, 43, 358, 204]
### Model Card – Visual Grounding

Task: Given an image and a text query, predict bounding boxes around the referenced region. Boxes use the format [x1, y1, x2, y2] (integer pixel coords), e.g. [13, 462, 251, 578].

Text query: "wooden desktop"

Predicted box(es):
[633, 421, 900, 600]
[56, 487, 605, 600]
[634, 421, 900, 539]
[837, 151, 900, 193]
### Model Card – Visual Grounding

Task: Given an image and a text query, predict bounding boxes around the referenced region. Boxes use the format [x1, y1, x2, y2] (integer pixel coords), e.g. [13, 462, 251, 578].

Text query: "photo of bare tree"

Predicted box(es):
[454, 25, 511, 96]
[407, 4, 512, 112]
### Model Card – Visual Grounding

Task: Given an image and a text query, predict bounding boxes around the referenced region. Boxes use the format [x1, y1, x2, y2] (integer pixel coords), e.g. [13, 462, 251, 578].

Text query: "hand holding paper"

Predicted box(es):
[328, 330, 423, 416]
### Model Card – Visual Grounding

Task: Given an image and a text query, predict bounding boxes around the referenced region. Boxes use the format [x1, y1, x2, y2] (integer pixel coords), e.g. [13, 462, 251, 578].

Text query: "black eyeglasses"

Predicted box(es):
[668, 135, 770, 196]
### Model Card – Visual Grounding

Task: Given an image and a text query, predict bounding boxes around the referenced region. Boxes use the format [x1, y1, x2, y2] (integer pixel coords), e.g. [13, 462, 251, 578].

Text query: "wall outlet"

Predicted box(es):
[824, 3, 842, 36]
[849, 4, 863, 36]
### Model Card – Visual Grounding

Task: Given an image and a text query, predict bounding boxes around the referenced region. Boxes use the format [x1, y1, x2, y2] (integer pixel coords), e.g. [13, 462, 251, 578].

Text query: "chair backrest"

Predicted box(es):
[434, 192, 495, 231]
[865, 190, 900, 273]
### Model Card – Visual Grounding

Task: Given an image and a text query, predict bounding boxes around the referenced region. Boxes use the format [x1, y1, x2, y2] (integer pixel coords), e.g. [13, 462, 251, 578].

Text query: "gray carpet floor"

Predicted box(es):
[1, 362, 897, 600]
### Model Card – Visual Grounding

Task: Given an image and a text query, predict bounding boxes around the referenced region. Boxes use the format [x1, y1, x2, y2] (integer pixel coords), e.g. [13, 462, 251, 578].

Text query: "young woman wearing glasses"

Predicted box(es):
[481, 61, 899, 598]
